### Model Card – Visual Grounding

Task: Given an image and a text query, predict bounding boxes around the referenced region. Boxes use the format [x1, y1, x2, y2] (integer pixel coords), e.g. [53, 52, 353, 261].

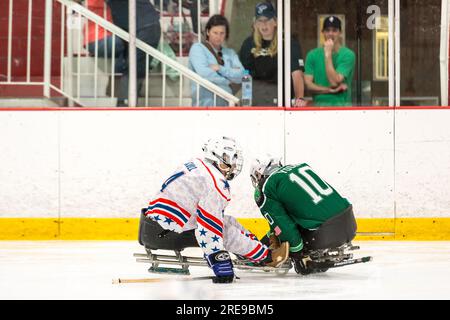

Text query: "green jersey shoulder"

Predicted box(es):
[258, 163, 351, 229]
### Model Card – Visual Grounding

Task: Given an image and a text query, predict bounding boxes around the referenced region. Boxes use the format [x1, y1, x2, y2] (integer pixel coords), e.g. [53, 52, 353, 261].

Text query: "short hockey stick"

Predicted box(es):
[112, 275, 215, 284]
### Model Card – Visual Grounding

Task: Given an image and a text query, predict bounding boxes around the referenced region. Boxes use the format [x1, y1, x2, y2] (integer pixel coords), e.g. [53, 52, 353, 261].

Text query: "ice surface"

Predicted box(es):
[0, 241, 449, 300]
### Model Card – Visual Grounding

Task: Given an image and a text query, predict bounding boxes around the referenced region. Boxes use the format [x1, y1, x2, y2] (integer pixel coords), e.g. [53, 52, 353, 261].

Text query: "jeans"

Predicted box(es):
[87, 36, 126, 74]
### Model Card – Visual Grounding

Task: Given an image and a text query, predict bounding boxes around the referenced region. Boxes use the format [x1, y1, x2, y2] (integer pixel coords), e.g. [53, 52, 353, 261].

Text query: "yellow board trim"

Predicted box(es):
[0, 218, 449, 240]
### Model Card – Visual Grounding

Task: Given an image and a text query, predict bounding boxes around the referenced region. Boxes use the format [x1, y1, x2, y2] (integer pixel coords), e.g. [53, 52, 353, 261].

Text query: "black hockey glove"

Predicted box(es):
[206, 250, 235, 284]
[289, 250, 313, 275]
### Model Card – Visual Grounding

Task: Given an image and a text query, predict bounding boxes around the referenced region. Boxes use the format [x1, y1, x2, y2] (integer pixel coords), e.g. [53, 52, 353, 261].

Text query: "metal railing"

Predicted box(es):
[1, 0, 239, 107]
[1, 0, 43, 87]
[56, 0, 239, 107]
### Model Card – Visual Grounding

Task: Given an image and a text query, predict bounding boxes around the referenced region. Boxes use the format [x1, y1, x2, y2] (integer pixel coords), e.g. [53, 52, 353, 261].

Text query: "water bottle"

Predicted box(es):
[241, 70, 253, 106]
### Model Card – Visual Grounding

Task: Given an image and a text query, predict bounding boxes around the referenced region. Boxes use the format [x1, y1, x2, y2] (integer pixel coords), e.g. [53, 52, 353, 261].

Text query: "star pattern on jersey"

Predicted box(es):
[195, 226, 224, 255]
[164, 217, 173, 225]
[146, 213, 182, 233]
[195, 206, 225, 255]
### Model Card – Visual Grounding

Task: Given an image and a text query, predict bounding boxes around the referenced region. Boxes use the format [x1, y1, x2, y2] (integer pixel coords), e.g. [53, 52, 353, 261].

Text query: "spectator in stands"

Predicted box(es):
[78, 0, 126, 97]
[82, 0, 126, 74]
[107, 0, 162, 106]
[185, 0, 209, 35]
[188, 14, 244, 107]
[304, 16, 355, 106]
[239, 1, 306, 107]
[153, 0, 208, 34]
[153, 0, 209, 34]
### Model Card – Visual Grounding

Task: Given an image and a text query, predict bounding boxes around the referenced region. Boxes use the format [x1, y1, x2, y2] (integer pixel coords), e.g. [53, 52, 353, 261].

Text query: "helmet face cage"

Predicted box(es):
[250, 156, 282, 188]
[203, 136, 243, 180]
[250, 171, 260, 188]
[249, 159, 262, 188]
[222, 149, 243, 180]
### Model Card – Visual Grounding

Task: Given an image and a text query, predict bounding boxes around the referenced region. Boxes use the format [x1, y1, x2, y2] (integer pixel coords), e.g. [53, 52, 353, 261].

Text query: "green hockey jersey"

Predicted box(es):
[254, 163, 351, 252]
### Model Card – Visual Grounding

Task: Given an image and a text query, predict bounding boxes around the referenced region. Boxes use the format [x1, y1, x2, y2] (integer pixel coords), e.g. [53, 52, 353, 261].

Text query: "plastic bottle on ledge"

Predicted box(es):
[241, 70, 253, 106]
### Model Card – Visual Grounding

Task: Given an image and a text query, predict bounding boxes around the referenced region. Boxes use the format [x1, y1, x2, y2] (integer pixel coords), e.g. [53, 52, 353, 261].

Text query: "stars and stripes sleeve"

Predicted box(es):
[195, 189, 228, 255]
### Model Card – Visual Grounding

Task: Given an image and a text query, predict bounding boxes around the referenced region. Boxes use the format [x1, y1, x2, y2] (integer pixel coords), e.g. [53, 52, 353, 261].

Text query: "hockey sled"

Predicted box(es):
[136, 208, 290, 275]
[293, 205, 372, 273]
[301, 242, 372, 273]
[133, 249, 292, 275]
[133, 244, 371, 276]
[136, 208, 371, 276]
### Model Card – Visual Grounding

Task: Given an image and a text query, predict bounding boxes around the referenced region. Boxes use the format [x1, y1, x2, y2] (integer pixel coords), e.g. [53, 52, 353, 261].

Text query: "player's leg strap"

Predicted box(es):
[138, 208, 199, 250]
[300, 205, 357, 250]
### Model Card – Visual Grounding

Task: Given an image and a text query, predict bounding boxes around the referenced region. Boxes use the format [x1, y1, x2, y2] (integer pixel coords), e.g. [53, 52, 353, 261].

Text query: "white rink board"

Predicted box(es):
[1, 110, 284, 218]
[1, 109, 450, 219]
[395, 109, 450, 217]
[285, 110, 395, 218]
[0, 111, 60, 218]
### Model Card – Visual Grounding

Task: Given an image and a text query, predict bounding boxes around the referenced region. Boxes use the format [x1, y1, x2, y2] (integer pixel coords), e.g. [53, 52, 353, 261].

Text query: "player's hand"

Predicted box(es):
[268, 234, 281, 249]
[289, 250, 313, 275]
[206, 250, 235, 284]
[260, 233, 281, 249]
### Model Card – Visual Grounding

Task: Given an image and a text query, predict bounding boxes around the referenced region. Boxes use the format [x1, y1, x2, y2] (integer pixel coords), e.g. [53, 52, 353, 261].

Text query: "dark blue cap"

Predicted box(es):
[255, 2, 276, 20]
[322, 16, 342, 31]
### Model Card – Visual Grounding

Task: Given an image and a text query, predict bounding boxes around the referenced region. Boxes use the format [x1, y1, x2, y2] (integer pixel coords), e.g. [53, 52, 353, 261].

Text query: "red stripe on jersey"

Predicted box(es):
[197, 205, 224, 229]
[148, 209, 185, 227]
[149, 198, 191, 218]
[246, 244, 269, 262]
[245, 243, 262, 258]
[258, 248, 269, 261]
[197, 217, 223, 237]
[197, 158, 231, 202]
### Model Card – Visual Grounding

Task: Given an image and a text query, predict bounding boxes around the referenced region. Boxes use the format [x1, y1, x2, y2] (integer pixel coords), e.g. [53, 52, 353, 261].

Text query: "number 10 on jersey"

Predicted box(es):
[289, 166, 333, 204]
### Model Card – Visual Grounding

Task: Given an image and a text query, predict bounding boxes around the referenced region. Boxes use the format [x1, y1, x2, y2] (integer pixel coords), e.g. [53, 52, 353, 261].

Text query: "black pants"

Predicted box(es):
[299, 205, 357, 251]
[138, 209, 198, 251]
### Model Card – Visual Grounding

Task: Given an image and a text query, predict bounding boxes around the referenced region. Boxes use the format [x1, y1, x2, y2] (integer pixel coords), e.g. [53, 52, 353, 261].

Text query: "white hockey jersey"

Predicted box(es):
[146, 158, 269, 261]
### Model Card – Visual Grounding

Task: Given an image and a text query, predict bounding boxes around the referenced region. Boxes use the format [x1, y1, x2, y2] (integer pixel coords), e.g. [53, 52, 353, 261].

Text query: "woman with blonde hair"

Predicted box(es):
[239, 2, 306, 107]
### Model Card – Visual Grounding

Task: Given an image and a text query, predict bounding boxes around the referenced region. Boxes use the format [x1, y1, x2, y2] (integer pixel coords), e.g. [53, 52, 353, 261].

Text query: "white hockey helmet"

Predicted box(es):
[250, 155, 283, 187]
[202, 136, 243, 180]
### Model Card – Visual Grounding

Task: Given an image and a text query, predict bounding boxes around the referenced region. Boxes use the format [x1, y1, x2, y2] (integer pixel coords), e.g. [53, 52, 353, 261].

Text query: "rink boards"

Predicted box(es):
[0, 107, 449, 240]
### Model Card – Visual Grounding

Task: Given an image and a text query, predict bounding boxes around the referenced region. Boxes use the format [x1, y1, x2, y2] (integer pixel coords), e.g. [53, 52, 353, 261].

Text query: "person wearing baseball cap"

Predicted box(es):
[322, 15, 342, 31]
[303, 15, 355, 106]
[239, 2, 306, 107]
[255, 1, 277, 20]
